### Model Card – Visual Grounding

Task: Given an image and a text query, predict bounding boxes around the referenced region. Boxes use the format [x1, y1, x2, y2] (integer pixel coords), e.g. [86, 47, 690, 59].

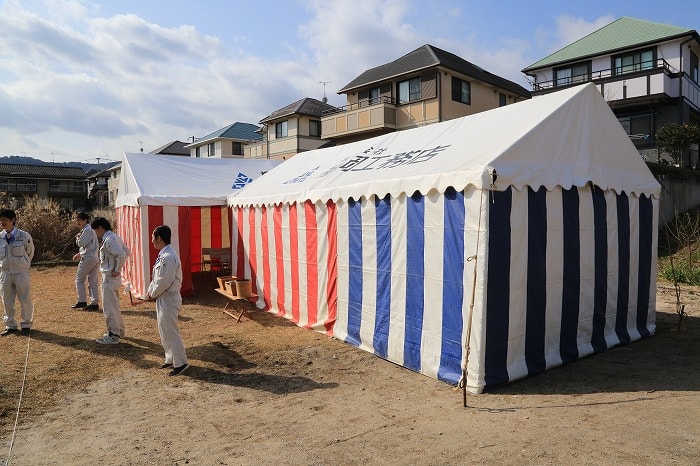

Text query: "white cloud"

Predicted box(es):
[554, 14, 616, 50]
[0, 0, 623, 162]
[298, 0, 422, 99]
[0, 1, 233, 159]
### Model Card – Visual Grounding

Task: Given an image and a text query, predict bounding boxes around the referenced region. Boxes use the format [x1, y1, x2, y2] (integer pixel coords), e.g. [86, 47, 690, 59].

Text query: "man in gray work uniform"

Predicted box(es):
[71, 211, 100, 311]
[91, 217, 128, 345]
[147, 225, 189, 376]
[0, 209, 34, 336]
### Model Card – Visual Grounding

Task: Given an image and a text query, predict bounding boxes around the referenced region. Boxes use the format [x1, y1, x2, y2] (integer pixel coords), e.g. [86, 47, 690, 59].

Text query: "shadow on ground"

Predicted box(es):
[487, 311, 700, 396]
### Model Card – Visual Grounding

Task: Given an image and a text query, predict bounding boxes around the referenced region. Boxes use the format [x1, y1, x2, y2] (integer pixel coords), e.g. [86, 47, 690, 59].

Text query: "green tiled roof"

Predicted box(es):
[523, 17, 695, 72]
[190, 122, 263, 146]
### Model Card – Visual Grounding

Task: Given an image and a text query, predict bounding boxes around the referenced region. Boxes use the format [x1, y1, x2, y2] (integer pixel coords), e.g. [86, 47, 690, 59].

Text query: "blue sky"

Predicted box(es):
[0, 0, 697, 163]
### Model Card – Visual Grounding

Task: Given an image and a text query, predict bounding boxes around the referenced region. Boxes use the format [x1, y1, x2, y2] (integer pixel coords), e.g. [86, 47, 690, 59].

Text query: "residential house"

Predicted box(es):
[0, 164, 87, 210]
[322, 44, 531, 144]
[246, 97, 338, 160]
[106, 163, 121, 207]
[86, 164, 118, 209]
[521, 17, 700, 165]
[184, 122, 262, 158]
[150, 140, 190, 156]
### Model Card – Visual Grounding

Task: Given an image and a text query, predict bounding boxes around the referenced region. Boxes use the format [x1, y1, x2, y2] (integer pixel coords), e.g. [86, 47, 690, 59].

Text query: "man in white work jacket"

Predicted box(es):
[147, 225, 189, 376]
[91, 217, 128, 344]
[0, 209, 35, 336]
[71, 211, 100, 311]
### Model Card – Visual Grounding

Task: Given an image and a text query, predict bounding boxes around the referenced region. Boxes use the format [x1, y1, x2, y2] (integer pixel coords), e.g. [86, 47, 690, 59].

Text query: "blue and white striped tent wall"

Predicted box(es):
[229, 83, 661, 392]
[332, 189, 477, 386]
[329, 185, 657, 392]
[480, 186, 657, 390]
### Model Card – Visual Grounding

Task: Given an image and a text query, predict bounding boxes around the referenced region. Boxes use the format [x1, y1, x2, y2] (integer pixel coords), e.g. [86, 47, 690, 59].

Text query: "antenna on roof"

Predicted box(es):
[138, 140, 144, 153]
[319, 81, 331, 103]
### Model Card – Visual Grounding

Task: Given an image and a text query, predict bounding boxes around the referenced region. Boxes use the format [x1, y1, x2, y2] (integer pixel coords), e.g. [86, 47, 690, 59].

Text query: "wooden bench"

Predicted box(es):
[215, 288, 258, 323]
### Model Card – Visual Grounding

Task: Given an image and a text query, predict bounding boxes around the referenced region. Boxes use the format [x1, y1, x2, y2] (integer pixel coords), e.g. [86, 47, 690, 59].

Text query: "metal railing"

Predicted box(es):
[321, 95, 397, 116]
[530, 58, 677, 91]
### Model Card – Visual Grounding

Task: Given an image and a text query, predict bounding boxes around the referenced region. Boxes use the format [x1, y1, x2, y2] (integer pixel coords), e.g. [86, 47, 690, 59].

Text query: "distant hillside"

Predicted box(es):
[0, 155, 119, 174]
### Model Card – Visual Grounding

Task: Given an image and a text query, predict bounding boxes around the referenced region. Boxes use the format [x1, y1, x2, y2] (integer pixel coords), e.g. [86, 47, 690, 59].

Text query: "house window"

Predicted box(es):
[17, 179, 36, 192]
[207, 143, 215, 157]
[499, 93, 507, 107]
[691, 51, 699, 84]
[71, 181, 84, 193]
[613, 49, 654, 76]
[451, 77, 471, 104]
[233, 142, 243, 156]
[195, 146, 201, 158]
[275, 120, 288, 138]
[398, 77, 421, 104]
[618, 114, 653, 146]
[555, 62, 590, 87]
[0, 178, 14, 191]
[369, 87, 381, 104]
[49, 180, 61, 192]
[309, 120, 321, 137]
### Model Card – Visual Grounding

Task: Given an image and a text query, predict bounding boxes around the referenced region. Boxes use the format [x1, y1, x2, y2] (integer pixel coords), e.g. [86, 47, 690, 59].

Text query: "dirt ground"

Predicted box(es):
[0, 266, 698, 465]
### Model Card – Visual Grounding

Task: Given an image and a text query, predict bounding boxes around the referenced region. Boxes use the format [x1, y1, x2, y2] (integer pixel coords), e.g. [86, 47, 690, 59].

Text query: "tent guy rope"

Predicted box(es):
[461, 187, 487, 407]
[4, 300, 36, 466]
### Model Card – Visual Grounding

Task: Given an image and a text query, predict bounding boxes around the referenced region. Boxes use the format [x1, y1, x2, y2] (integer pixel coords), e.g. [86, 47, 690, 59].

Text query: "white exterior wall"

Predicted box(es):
[657, 41, 681, 69]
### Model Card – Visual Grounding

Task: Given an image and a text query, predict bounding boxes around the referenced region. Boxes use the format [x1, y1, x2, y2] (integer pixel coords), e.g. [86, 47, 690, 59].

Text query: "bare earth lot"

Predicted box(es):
[0, 266, 698, 465]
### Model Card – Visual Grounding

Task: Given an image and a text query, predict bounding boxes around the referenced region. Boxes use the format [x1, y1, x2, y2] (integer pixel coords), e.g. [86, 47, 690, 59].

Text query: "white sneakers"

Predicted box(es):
[95, 333, 120, 345]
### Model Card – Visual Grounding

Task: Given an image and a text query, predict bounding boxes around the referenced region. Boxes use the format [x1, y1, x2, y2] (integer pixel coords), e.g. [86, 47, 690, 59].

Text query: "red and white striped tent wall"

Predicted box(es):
[118, 204, 232, 297]
[115, 153, 281, 298]
[230, 201, 337, 334]
[228, 84, 661, 393]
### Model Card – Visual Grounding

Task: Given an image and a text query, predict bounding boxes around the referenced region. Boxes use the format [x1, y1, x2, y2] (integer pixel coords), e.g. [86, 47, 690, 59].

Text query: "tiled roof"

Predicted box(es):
[187, 122, 263, 147]
[87, 162, 120, 178]
[523, 17, 697, 72]
[0, 164, 87, 179]
[338, 44, 530, 97]
[149, 140, 190, 156]
[259, 98, 339, 123]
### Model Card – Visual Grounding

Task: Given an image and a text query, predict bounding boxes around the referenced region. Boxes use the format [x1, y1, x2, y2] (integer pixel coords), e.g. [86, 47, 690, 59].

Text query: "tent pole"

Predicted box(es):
[462, 370, 467, 407]
[462, 187, 487, 407]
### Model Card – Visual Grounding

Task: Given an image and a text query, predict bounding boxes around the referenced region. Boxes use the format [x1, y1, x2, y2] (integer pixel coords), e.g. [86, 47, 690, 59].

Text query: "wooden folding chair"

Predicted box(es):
[209, 248, 231, 278]
[201, 247, 213, 272]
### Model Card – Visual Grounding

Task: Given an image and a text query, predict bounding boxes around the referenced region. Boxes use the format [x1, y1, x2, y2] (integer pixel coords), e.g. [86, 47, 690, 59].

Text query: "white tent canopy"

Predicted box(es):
[117, 153, 280, 207]
[115, 153, 282, 298]
[226, 83, 661, 392]
[229, 83, 660, 208]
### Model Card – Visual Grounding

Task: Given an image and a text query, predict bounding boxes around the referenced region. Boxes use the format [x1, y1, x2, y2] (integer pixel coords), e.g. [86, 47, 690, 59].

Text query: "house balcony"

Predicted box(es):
[321, 96, 398, 140]
[530, 59, 700, 112]
[245, 141, 269, 159]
